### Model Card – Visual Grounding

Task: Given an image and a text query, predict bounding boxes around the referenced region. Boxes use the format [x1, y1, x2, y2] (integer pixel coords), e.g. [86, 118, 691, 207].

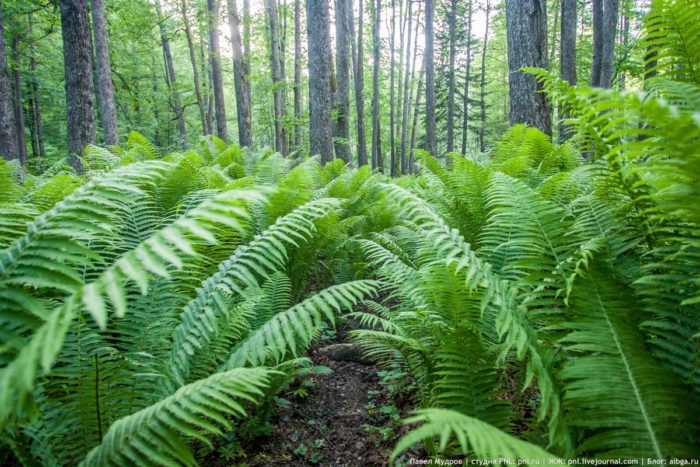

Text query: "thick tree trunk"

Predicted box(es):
[10, 36, 28, 164]
[350, 0, 368, 166]
[399, 0, 414, 173]
[155, 0, 188, 148]
[91, 0, 119, 145]
[228, 0, 253, 147]
[505, 0, 551, 135]
[446, 0, 457, 153]
[28, 13, 45, 158]
[0, 9, 20, 162]
[208, 0, 228, 142]
[59, 0, 96, 170]
[306, 0, 334, 163]
[334, 0, 351, 163]
[424, 0, 436, 156]
[293, 0, 302, 150]
[460, 0, 473, 155]
[479, 0, 491, 152]
[181, 0, 207, 135]
[267, 0, 287, 155]
[371, 0, 383, 170]
[559, 0, 577, 140]
[591, 0, 618, 88]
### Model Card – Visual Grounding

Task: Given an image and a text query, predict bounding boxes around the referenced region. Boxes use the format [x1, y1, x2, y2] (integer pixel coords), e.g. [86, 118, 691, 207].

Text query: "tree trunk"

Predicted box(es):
[446, 0, 457, 153]
[228, 0, 253, 147]
[424, 0, 436, 156]
[505, 0, 551, 135]
[590, 0, 618, 88]
[155, 0, 188, 148]
[208, 0, 228, 142]
[559, 0, 576, 140]
[91, 0, 119, 145]
[400, 0, 414, 173]
[181, 0, 207, 135]
[243, 0, 252, 108]
[479, 0, 491, 152]
[293, 0, 302, 150]
[388, 0, 396, 175]
[371, 0, 383, 170]
[350, 0, 368, 166]
[10, 36, 28, 165]
[28, 13, 45, 158]
[59, 0, 96, 170]
[619, 14, 629, 90]
[334, 0, 351, 163]
[267, 0, 288, 155]
[409, 68, 424, 173]
[0, 8, 20, 162]
[306, 0, 334, 163]
[460, 0, 473, 155]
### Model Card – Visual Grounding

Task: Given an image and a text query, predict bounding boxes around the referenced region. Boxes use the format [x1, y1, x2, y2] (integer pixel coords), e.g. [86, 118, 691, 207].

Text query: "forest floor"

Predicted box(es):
[210, 322, 418, 466]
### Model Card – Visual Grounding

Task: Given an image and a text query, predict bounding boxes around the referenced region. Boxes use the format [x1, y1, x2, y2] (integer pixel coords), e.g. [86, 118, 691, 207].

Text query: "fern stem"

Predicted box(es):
[94, 354, 103, 443]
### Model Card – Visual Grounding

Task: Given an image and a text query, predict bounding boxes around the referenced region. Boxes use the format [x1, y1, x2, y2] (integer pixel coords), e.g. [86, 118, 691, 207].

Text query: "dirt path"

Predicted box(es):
[241, 328, 395, 466]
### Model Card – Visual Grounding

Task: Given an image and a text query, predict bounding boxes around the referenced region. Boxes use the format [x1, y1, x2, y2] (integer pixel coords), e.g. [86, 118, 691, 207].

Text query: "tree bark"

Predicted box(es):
[243, 0, 252, 108]
[0, 8, 20, 162]
[479, 0, 491, 152]
[399, 0, 414, 173]
[388, 0, 396, 175]
[350, 0, 368, 166]
[505, 0, 551, 135]
[334, 0, 351, 163]
[10, 36, 28, 165]
[293, 0, 302, 150]
[460, 0, 473, 155]
[371, 0, 383, 170]
[267, 0, 288, 155]
[28, 13, 45, 158]
[446, 0, 457, 153]
[424, 0, 436, 156]
[155, 0, 188, 148]
[181, 0, 208, 135]
[59, 0, 96, 170]
[91, 0, 119, 145]
[559, 0, 576, 140]
[306, 0, 334, 163]
[590, 0, 618, 88]
[208, 0, 228, 142]
[228, 0, 253, 147]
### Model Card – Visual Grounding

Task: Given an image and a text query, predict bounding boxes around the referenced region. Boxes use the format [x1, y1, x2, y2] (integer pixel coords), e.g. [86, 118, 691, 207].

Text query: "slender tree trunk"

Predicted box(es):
[267, 0, 288, 155]
[400, 0, 414, 173]
[208, 0, 228, 142]
[333, 0, 351, 163]
[243, 0, 252, 108]
[28, 13, 45, 157]
[619, 14, 629, 90]
[549, 0, 560, 67]
[350, 0, 368, 166]
[395, 0, 406, 174]
[424, 0, 436, 156]
[479, 0, 491, 152]
[151, 57, 161, 147]
[409, 68, 424, 173]
[199, 29, 213, 135]
[446, 0, 457, 153]
[293, 0, 302, 150]
[181, 0, 207, 134]
[371, 0, 383, 170]
[306, 0, 334, 163]
[10, 36, 28, 164]
[559, 0, 577, 140]
[155, 0, 188, 148]
[91, 0, 119, 145]
[505, 0, 551, 135]
[228, 0, 253, 147]
[0, 8, 19, 162]
[59, 0, 96, 170]
[460, 0, 473, 155]
[590, 0, 603, 86]
[388, 0, 396, 175]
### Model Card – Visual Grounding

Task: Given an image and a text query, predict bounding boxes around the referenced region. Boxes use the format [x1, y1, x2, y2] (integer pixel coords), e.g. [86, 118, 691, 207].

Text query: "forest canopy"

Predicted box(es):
[1, 0, 699, 465]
